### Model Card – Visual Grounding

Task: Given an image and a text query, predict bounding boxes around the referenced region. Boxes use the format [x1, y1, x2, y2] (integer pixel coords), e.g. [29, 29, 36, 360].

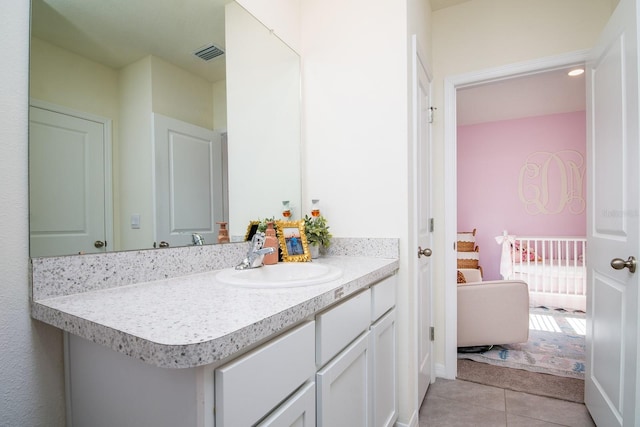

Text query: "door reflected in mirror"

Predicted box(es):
[29, 0, 301, 257]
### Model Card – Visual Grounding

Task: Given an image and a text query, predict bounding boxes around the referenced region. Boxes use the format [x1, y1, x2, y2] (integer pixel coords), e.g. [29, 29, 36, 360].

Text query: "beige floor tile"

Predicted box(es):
[420, 394, 507, 427]
[506, 413, 567, 426]
[428, 379, 506, 412]
[505, 390, 595, 427]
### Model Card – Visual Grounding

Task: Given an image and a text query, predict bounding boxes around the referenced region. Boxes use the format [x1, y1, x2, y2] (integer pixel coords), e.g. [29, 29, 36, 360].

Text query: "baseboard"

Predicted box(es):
[436, 362, 454, 379]
[394, 410, 419, 427]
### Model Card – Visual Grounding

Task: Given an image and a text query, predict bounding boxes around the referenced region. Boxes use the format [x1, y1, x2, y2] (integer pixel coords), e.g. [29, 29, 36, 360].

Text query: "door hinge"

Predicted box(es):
[429, 106, 437, 124]
[430, 326, 435, 341]
[429, 218, 434, 232]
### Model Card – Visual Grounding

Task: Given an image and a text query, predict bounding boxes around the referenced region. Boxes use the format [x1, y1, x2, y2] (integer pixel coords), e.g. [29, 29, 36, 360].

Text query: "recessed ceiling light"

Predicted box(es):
[568, 68, 585, 77]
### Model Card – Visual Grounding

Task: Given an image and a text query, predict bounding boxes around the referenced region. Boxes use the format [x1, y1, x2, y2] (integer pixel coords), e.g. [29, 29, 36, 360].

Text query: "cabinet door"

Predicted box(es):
[257, 382, 315, 427]
[370, 309, 397, 427]
[316, 331, 371, 427]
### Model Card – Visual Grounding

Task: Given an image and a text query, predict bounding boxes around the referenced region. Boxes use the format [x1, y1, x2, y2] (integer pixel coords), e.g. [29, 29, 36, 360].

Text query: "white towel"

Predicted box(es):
[495, 230, 515, 279]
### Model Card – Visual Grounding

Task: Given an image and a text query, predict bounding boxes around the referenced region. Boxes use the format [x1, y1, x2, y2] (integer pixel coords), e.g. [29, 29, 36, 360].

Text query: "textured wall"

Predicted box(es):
[0, 0, 66, 425]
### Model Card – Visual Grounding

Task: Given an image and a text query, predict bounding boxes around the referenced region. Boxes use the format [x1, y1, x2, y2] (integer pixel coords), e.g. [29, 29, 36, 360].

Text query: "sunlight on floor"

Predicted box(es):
[529, 312, 587, 336]
[566, 317, 586, 335]
[529, 314, 561, 332]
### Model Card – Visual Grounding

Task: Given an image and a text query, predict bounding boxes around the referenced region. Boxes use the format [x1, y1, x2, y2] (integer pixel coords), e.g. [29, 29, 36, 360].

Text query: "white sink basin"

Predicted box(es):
[216, 262, 343, 288]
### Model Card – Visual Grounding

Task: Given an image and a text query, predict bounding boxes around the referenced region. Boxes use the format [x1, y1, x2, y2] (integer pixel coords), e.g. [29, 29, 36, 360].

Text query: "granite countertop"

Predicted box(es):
[31, 256, 398, 369]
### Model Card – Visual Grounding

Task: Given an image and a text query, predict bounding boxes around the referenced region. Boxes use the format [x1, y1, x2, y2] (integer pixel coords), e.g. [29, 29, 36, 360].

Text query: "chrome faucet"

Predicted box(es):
[235, 232, 275, 270]
[192, 233, 205, 246]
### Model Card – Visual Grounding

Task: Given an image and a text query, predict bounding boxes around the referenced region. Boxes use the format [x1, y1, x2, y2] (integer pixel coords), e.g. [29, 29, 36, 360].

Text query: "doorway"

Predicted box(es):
[29, 100, 113, 257]
[442, 50, 590, 379]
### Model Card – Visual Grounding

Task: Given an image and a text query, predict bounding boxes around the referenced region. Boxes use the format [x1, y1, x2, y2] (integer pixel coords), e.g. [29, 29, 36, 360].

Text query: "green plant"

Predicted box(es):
[304, 215, 332, 247]
[256, 217, 276, 233]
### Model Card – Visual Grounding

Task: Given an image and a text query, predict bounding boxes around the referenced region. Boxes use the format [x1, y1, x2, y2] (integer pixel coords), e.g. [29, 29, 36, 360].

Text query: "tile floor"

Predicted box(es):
[419, 378, 595, 427]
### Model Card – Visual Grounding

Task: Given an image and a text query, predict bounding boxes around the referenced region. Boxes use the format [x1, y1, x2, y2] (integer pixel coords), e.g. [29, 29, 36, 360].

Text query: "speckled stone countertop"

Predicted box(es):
[31, 256, 398, 369]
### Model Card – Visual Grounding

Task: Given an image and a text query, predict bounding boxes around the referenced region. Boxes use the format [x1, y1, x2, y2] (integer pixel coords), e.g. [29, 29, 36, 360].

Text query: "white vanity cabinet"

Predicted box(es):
[315, 275, 397, 427]
[60, 269, 398, 427]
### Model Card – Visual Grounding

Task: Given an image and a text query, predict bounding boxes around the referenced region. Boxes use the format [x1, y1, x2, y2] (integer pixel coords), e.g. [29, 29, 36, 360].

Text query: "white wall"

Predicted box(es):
[30, 38, 119, 119]
[236, 0, 301, 53]
[118, 57, 154, 250]
[300, 0, 430, 423]
[300, 0, 408, 236]
[430, 0, 614, 367]
[0, 0, 66, 424]
[226, 2, 302, 236]
[151, 56, 214, 130]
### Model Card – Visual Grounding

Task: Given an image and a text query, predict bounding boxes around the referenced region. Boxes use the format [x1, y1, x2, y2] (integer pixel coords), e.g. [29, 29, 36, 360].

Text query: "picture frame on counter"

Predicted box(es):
[275, 220, 311, 262]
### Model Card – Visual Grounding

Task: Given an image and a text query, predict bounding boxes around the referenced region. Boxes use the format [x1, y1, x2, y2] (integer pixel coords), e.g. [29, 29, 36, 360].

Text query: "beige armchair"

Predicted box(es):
[457, 270, 529, 348]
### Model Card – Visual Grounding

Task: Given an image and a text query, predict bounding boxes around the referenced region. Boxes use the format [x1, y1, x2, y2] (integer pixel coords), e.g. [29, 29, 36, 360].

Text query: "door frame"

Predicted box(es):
[442, 50, 589, 378]
[29, 98, 114, 255]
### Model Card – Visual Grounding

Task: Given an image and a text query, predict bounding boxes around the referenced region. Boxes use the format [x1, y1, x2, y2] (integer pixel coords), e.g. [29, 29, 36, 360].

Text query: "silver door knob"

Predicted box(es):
[94, 240, 105, 248]
[611, 256, 636, 273]
[418, 246, 432, 258]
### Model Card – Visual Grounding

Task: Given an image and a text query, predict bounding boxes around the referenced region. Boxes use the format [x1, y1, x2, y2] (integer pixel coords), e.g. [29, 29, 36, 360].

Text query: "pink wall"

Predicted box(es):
[457, 111, 586, 280]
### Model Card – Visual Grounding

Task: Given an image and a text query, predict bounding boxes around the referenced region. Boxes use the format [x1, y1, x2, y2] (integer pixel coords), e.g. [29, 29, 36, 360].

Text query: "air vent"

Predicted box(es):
[193, 44, 225, 61]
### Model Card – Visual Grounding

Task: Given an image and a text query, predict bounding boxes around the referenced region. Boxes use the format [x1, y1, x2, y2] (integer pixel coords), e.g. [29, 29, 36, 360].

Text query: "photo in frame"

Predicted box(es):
[275, 220, 311, 262]
[244, 221, 260, 241]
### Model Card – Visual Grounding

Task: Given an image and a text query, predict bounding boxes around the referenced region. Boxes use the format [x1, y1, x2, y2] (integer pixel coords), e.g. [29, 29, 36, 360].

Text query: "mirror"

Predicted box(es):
[29, 0, 301, 257]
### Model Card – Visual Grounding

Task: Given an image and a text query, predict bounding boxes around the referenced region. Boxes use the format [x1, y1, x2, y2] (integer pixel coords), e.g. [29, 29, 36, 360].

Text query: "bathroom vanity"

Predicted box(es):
[31, 241, 399, 427]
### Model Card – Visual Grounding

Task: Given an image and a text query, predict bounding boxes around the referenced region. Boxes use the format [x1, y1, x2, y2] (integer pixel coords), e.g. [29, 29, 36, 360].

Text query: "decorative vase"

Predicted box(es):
[282, 200, 291, 219]
[309, 243, 320, 259]
[216, 222, 230, 243]
[311, 199, 321, 217]
[263, 222, 279, 265]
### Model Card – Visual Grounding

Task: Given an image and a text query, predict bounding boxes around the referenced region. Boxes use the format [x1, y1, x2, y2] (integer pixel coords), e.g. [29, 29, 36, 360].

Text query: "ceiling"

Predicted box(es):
[456, 66, 586, 126]
[31, 0, 230, 83]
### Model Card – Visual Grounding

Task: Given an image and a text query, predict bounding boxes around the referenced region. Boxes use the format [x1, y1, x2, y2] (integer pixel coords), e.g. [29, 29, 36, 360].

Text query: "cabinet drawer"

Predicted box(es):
[257, 381, 315, 427]
[371, 275, 396, 322]
[316, 289, 371, 366]
[215, 321, 315, 427]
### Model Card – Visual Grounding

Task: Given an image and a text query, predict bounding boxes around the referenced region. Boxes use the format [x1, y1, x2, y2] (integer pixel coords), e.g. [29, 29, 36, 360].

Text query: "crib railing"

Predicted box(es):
[509, 235, 587, 311]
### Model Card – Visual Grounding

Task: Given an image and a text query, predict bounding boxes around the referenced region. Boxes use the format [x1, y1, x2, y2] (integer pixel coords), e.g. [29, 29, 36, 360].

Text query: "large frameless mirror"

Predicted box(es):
[29, 0, 301, 257]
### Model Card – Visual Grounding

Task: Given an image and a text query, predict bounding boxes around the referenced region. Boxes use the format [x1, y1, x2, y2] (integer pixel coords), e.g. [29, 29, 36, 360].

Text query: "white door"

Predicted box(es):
[153, 114, 224, 247]
[586, 0, 640, 424]
[29, 105, 110, 257]
[412, 37, 434, 404]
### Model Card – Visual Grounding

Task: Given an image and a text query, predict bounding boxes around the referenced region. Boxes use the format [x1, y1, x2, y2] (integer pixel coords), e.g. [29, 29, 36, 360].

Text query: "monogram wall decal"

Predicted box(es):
[518, 150, 585, 215]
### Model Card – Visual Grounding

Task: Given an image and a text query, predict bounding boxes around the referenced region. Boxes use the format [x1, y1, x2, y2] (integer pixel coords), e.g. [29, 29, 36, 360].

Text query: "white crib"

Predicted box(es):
[507, 236, 586, 312]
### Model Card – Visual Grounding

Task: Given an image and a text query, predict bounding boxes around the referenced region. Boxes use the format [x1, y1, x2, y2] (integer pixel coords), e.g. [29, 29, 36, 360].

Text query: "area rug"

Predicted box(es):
[458, 307, 586, 380]
[457, 359, 585, 403]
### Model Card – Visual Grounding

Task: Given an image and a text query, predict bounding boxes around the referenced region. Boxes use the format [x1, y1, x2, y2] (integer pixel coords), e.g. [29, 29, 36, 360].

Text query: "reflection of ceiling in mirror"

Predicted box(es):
[30, 0, 231, 83]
